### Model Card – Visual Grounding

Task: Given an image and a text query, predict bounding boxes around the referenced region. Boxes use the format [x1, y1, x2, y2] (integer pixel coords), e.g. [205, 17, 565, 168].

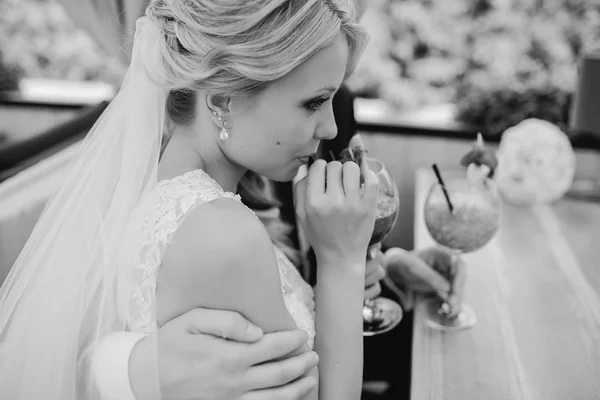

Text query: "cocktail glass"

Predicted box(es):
[422, 172, 500, 331]
[362, 158, 403, 336]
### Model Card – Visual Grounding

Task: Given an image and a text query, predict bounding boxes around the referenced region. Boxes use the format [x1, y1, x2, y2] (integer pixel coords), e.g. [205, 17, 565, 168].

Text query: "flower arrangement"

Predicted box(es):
[348, 0, 599, 135]
[494, 118, 576, 205]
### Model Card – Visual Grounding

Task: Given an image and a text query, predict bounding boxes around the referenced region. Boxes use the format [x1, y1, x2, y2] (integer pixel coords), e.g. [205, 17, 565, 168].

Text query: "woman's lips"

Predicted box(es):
[297, 152, 317, 164]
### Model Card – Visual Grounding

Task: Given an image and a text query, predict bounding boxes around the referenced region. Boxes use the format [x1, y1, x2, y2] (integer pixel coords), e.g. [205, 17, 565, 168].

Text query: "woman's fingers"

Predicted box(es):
[342, 161, 361, 197]
[307, 159, 327, 198]
[304, 158, 369, 200]
[362, 168, 379, 204]
[325, 161, 344, 197]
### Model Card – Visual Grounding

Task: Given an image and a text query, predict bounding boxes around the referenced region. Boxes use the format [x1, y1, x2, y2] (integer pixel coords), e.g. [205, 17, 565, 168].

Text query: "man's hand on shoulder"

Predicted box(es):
[128, 308, 318, 400]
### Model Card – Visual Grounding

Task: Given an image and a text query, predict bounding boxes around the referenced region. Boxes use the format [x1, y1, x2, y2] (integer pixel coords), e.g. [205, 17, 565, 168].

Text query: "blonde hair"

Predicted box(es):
[146, 0, 369, 267]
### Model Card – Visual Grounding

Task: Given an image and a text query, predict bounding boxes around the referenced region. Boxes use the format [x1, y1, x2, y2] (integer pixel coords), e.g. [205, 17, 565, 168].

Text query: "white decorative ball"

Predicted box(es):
[495, 118, 576, 205]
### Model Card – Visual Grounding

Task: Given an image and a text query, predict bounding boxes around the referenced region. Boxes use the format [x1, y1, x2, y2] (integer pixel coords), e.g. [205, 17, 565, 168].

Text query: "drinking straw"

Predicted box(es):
[432, 164, 454, 213]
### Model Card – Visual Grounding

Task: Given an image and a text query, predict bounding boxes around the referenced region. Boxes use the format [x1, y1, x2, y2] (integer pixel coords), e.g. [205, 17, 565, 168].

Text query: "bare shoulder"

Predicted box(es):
[158, 197, 296, 332]
[165, 196, 272, 268]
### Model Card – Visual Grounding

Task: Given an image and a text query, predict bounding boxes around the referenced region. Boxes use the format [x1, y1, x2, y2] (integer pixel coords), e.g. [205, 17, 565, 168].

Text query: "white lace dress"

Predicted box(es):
[118, 169, 316, 348]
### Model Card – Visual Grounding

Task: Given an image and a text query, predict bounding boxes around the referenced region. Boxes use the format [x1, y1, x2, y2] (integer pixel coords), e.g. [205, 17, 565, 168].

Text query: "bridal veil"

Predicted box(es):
[0, 17, 166, 399]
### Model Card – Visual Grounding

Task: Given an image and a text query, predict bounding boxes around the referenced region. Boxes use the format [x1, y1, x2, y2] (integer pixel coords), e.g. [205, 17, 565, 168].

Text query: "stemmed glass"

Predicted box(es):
[422, 170, 501, 331]
[362, 157, 404, 336]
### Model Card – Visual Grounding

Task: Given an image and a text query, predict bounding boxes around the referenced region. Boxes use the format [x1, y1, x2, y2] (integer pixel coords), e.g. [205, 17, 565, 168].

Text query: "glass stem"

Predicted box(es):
[439, 249, 462, 319]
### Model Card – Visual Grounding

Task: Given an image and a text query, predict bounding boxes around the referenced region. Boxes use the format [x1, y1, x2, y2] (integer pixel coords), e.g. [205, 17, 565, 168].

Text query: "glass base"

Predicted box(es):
[565, 179, 600, 202]
[423, 297, 477, 332]
[363, 297, 403, 336]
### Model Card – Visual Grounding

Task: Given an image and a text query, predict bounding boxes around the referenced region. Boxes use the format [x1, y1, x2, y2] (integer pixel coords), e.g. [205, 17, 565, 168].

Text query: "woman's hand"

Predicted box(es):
[294, 159, 378, 269]
[129, 308, 318, 400]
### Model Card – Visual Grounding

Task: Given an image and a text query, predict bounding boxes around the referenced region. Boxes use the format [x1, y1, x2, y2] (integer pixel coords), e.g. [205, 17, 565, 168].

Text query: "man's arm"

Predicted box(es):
[385, 247, 461, 310]
[92, 332, 148, 400]
[92, 313, 317, 400]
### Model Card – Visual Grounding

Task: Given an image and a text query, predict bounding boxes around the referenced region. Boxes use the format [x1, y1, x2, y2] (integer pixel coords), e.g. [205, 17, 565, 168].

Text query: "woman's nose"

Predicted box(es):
[314, 107, 338, 141]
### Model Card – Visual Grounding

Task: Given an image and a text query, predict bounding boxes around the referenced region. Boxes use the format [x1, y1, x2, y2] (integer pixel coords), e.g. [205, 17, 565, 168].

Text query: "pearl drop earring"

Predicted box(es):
[219, 121, 229, 141]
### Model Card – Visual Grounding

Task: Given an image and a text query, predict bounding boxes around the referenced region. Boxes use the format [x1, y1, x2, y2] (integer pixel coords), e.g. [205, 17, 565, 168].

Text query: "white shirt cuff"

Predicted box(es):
[93, 332, 148, 400]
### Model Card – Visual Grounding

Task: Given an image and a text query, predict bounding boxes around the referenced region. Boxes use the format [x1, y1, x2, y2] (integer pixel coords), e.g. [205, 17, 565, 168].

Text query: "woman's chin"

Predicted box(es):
[263, 164, 302, 183]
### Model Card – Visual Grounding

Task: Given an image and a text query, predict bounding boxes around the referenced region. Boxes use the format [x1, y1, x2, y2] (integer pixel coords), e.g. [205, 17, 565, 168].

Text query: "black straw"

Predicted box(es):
[432, 164, 454, 213]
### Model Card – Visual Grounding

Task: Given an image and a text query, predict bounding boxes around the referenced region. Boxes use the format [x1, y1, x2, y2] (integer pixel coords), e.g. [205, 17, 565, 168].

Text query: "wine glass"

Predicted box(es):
[362, 157, 404, 336]
[422, 171, 501, 331]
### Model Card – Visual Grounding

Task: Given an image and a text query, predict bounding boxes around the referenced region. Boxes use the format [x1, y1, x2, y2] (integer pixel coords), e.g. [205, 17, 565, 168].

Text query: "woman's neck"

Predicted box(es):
[158, 131, 246, 193]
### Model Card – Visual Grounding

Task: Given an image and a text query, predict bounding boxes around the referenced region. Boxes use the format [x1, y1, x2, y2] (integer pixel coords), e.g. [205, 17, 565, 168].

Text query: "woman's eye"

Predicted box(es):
[305, 97, 329, 112]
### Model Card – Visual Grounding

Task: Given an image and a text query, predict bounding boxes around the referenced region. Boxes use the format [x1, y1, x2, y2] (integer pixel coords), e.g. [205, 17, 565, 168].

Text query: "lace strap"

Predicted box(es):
[127, 169, 241, 332]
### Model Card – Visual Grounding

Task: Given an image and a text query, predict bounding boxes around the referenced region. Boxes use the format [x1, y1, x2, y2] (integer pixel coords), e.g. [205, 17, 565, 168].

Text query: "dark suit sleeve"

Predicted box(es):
[320, 85, 358, 161]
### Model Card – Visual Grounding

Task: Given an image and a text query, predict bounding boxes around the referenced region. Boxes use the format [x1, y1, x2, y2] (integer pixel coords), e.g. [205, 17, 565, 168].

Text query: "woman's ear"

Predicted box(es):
[206, 94, 232, 116]
[206, 94, 234, 139]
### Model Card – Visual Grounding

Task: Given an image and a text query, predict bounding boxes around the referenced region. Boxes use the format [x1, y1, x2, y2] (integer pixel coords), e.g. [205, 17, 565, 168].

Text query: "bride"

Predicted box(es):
[0, 1, 378, 399]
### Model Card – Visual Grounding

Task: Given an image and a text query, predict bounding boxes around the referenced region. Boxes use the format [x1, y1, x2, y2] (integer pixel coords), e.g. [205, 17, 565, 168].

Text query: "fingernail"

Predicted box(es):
[310, 352, 320, 367]
[246, 324, 263, 338]
[298, 329, 309, 341]
[437, 291, 449, 301]
[307, 376, 318, 389]
[367, 247, 377, 260]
